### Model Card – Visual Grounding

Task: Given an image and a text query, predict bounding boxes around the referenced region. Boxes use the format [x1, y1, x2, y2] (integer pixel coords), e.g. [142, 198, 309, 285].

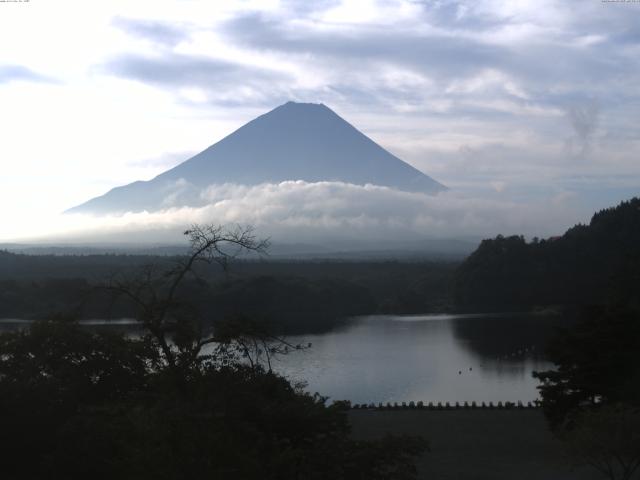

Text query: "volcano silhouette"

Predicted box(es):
[67, 101, 446, 215]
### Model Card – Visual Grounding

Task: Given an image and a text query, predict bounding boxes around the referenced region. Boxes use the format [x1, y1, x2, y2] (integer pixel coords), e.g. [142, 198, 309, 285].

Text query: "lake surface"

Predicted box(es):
[270, 313, 560, 405]
[0, 313, 561, 405]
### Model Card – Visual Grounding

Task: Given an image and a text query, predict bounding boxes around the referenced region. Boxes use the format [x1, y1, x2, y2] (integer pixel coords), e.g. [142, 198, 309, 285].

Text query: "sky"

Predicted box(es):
[0, 0, 638, 244]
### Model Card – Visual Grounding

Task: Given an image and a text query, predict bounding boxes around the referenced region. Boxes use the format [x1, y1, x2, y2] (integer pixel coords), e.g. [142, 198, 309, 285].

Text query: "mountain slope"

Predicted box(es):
[453, 197, 640, 310]
[67, 102, 446, 215]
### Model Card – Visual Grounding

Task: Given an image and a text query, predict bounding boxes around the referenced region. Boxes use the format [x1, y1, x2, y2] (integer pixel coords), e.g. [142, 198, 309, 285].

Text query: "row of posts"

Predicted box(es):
[350, 400, 541, 410]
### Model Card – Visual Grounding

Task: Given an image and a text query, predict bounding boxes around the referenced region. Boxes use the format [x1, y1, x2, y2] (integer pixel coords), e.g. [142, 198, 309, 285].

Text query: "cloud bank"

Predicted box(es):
[41, 181, 584, 247]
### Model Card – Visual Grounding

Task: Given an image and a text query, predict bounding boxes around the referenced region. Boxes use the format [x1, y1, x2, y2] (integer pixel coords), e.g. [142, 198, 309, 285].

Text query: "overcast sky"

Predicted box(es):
[0, 0, 638, 242]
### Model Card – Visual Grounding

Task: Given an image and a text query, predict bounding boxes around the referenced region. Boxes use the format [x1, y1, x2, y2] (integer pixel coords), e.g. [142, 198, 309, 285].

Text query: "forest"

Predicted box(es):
[454, 197, 640, 312]
[0, 252, 455, 333]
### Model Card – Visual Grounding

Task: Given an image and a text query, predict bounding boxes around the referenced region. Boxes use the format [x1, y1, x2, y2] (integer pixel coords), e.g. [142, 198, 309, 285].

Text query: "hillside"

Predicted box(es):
[453, 197, 640, 310]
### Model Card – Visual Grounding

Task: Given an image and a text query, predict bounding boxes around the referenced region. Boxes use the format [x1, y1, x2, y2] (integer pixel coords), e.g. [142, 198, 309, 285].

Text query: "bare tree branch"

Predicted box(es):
[99, 223, 279, 375]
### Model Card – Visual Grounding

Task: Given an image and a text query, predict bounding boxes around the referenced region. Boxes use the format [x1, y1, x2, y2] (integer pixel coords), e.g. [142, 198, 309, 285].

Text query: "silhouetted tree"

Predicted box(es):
[0, 317, 155, 479]
[0, 224, 428, 479]
[560, 404, 640, 480]
[533, 306, 640, 429]
[104, 224, 271, 372]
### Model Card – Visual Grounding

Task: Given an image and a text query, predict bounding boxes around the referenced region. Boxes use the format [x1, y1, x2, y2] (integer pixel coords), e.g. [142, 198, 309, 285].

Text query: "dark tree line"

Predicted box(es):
[0, 251, 456, 334]
[454, 197, 640, 311]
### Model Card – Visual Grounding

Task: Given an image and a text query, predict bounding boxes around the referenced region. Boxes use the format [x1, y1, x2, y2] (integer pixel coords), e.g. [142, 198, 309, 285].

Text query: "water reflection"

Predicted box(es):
[450, 313, 560, 360]
[273, 313, 561, 404]
[0, 314, 562, 405]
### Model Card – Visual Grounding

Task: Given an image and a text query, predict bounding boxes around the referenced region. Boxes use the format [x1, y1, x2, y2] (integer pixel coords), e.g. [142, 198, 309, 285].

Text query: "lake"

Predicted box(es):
[270, 313, 560, 405]
[0, 313, 561, 405]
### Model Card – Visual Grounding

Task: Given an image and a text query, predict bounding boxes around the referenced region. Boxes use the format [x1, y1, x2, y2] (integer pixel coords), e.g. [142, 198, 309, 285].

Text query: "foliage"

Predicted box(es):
[210, 314, 308, 371]
[454, 197, 640, 310]
[0, 318, 155, 479]
[534, 306, 640, 479]
[533, 306, 640, 429]
[560, 404, 640, 480]
[0, 318, 427, 479]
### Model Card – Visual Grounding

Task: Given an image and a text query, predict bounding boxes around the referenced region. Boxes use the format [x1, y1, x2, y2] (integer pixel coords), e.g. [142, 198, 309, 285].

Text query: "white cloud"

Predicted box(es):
[10, 181, 587, 245]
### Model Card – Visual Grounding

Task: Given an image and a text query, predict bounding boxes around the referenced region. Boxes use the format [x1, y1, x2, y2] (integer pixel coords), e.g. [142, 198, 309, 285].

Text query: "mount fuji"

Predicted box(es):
[67, 102, 446, 215]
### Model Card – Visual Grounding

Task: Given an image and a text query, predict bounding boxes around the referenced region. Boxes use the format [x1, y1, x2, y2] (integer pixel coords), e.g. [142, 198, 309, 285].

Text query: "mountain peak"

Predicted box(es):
[261, 100, 332, 118]
[67, 102, 446, 215]
[283, 100, 321, 106]
[281, 100, 326, 107]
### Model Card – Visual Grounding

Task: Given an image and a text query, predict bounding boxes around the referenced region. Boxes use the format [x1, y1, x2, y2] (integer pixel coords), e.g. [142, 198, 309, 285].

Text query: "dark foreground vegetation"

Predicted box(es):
[532, 305, 640, 480]
[0, 226, 426, 479]
[0, 319, 427, 479]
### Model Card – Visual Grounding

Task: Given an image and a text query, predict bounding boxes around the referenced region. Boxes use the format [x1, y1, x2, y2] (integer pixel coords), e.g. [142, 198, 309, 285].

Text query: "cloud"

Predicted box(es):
[103, 52, 274, 87]
[49, 181, 583, 245]
[565, 101, 600, 158]
[490, 181, 506, 193]
[222, 12, 507, 81]
[280, 0, 342, 15]
[0, 64, 56, 85]
[213, 3, 639, 125]
[100, 52, 292, 106]
[112, 16, 190, 46]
